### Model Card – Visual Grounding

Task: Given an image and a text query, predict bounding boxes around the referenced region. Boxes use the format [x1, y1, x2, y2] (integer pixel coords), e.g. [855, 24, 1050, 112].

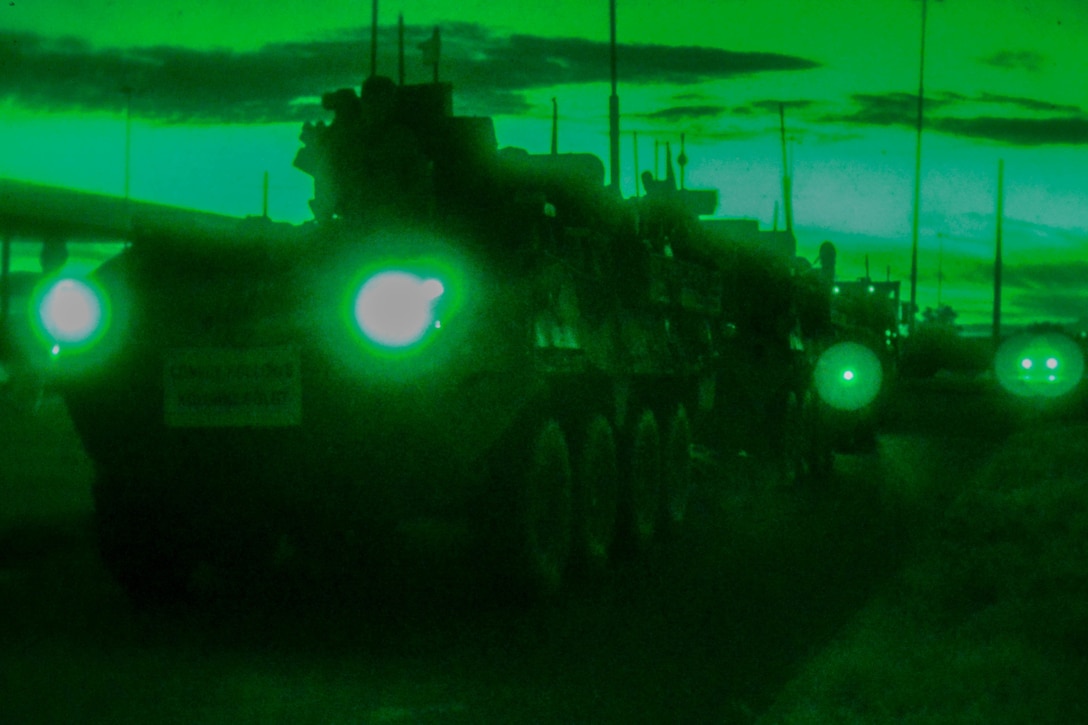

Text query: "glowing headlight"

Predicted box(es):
[352, 271, 445, 348]
[815, 341, 883, 411]
[37, 278, 104, 345]
[996, 332, 1084, 398]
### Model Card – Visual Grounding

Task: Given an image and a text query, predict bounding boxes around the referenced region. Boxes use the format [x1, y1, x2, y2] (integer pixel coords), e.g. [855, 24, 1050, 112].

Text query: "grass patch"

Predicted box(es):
[760, 425, 1088, 723]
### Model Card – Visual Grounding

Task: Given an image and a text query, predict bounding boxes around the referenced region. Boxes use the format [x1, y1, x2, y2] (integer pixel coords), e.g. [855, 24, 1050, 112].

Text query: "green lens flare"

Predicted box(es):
[996, 332, 1085, 398]
[37, 278, 105, 345]
[815, 341, 883, 411]
[353, 271, 444, 348]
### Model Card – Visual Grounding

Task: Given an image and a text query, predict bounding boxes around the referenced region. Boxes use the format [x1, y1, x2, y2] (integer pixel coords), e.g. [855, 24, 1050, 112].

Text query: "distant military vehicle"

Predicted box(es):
[822, 270, 901, 450]
[28, 29, 833, 603]
[994, 325, 1087, 417]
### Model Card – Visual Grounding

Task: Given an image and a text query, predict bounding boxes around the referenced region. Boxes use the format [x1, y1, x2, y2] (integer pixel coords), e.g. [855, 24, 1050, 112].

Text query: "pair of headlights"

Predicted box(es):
[33, 271, 447, 355]
[996, 332, 1085, 399]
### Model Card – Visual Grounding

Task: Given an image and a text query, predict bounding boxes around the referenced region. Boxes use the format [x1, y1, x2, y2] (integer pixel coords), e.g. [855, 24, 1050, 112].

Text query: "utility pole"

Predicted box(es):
[936, 233, 944, 308]
[993, 159, 1005, 348]
[398, 13, 405, 85]
[908, 0, 928, 336]
[779, 103, 793, 235]
[677, 133, 687, 190]
[369, 0, 379, 78]
[122, 85, 133, 201]
[551, 98, 558, 155]
[262, 171, 270, 219]
[607, 0, 621, 196]
[1, 234, 11, 324]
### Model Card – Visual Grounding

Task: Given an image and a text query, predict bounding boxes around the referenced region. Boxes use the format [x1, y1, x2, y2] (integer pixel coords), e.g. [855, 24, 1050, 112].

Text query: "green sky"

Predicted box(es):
[3, 0, 1086, 331]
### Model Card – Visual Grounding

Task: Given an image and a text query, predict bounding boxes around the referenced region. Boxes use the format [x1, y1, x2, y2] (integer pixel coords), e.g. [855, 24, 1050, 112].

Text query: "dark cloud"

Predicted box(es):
[824, 92, 958, 127]
[824, 91, 1088, 146]
[399, 29, 818, 115]
[0, 25, 818, 125]
[671, 92, 708, 102]
[956, 258, 1088, 325]
[638, 105, 729, 122]
[977, 92, 1080, 114]
[0, 31, 358, 123]
[980, 49, 1045, 72]
[747, 99, 814, 114]
[931, 116, 1088, 146]
[1008, 290, 1087, 325]
[962, 259, 1088, 291]
[1002, 261, 1088, 292]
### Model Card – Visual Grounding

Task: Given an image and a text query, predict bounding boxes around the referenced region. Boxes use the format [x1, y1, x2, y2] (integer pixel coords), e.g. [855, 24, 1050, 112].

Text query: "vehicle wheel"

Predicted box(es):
[573, 414, 619, 571]
[93, 473, 196, 606]
[802, 388, 835, 480]
[510, 418, 573, 598]
[621, 408, 661, 552]
[659, 405, 693, 535]
[780, 390, 807, 485]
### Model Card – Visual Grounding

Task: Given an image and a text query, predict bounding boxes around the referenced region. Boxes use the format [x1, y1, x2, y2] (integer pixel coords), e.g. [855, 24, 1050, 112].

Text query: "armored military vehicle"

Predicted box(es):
[31, 39, 831, 601]
[822, 267, 901, 450]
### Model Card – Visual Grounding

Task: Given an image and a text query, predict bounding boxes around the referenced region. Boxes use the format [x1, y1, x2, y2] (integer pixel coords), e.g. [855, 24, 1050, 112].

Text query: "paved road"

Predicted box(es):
[0, 383, 1009, 724]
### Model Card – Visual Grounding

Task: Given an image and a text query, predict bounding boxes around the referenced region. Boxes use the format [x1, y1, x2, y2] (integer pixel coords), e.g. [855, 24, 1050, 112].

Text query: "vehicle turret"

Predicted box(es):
[293, 74, 498, 228]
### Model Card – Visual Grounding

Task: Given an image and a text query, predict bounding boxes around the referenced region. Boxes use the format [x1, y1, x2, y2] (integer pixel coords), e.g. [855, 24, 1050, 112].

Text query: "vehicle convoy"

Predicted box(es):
[26, 37, 837, 602]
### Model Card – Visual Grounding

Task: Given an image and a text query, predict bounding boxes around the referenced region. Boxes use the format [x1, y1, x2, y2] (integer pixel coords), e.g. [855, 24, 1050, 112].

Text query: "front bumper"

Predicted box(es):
[62, 340, 536, 520]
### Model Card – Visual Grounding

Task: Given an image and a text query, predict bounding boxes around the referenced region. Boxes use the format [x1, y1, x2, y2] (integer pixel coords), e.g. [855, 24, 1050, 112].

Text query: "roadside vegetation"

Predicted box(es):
[758, 423, 1088, 723]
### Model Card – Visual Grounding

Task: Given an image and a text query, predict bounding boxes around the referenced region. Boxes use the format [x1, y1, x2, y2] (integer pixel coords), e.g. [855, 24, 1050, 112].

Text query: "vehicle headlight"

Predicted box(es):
[814, 341, 883, 411]
[996, 332, 1084, 398]
[352, 271, 445, 348]
[33, 277, 109, 351]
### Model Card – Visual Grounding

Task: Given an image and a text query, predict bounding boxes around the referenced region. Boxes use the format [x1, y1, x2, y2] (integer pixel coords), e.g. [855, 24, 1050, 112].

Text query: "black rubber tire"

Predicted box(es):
[780, 390, 807, 486]
[573, 414, 619, 571]
[92, 472, 197, 607]
[513, 418, 574, 598]
[660, 405, 693, 535]
[803, 388, 836, 480]
[622, 409, 661, 552]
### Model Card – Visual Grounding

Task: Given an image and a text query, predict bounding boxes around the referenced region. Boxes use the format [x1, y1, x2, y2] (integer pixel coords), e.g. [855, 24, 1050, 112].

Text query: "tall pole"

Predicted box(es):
[369, 0, 378, 78]
[262, 171, 269, 219]
[431, 28, 440, 84]
[779, 103, 793, 235]
[993, 159, 1005, 347]
[678, 133, 687, 190]
[908, 0, 928, 335]
[122, 85, 133, 201]
[397, 13, 405, 85]
[1, 234, 11, 324]
[937, 233, 944, 308]
[551, 98, 558, 155]
[608, 0, 621, 196]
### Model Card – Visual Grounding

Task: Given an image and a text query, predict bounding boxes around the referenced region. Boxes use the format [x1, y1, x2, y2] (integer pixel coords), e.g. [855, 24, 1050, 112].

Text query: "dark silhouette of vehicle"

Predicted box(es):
[29, 31, 834, 604]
